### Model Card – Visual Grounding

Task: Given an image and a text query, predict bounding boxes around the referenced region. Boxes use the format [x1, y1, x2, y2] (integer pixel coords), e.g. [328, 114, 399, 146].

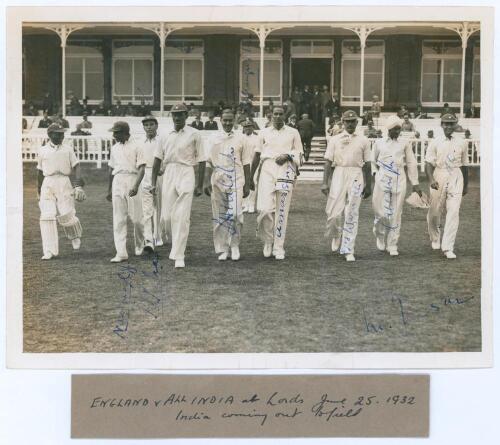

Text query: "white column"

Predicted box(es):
[259, 39, 265, 117]
[62, 41, 66, 116]
[460, 43, 466, 119]
[159, 24, 166, 117]
[359, 37, 366, 116]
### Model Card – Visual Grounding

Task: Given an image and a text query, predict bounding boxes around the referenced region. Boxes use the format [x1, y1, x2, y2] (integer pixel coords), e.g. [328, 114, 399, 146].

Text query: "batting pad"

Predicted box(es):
[40, 219, 59, 257]
[57, 210, 82, 240]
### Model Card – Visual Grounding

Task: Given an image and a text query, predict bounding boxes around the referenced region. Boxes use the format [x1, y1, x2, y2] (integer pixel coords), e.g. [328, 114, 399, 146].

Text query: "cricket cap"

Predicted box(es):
[47, 123, 67, 134]
[342, 110, 358, 121]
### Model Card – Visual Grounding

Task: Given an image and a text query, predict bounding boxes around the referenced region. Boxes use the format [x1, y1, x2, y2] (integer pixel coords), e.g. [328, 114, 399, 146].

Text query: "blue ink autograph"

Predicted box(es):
[113, 253, 163, 340]
[340, 180, 363, 254]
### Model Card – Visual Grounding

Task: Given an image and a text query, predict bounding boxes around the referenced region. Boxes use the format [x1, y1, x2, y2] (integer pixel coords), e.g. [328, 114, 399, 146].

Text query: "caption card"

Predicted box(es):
[72, 374, 429, 438]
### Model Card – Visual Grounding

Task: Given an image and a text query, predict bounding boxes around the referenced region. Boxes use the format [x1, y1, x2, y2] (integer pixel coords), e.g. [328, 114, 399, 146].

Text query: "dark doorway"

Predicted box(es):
[291, 58, 332, 92]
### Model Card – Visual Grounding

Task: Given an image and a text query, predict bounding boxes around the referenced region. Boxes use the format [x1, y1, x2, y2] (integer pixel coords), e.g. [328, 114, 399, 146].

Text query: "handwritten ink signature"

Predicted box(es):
[340, 179, 363, 254]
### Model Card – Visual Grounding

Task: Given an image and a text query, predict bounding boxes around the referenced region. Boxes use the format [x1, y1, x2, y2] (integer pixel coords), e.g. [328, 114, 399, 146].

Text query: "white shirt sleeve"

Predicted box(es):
[135, 144, 146, 168]
[324, 136, 335, 163]
[108, 145, 116, 169]
[69, 147, 80, 168]
[404, 141, 419, 185]
[241, 136, 253, 166]
[425, 140, 437, 166]
[461, 140, 470, 166]
[194, 131, 207, 163]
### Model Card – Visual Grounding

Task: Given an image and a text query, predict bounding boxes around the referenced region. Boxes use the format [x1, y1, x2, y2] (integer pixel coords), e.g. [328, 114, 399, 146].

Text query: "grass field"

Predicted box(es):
[22, 164, 482, 353]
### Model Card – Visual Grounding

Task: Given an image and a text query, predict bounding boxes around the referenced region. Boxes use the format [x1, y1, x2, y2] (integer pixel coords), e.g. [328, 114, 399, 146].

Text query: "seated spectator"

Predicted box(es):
[137, 99, 151, 117]
[464, 129, 472, 139]
[71, 123, 91, 136]
[125, 102, 135, 116]
[204, 111, 218, 130]
[401, 114, 415, 132]
[38, 110, 52, 128]
[111, 100, 126, 117]
[427, 130, 434, 139]
[190, 111, 204, 130]
[440, 102, 451, 117]
[53, 112, 69, 129]
[42, 91, 54, 115]
[25, 102, 38, 116]
[94, 101, 107, 116]
[79, 112, 92, 129]
[68, 92, 82, 116]
[371, 95, 381, 117]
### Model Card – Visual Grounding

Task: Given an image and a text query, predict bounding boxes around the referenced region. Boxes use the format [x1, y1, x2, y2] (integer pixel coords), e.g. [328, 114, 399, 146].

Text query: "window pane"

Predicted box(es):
[473, 75, 480, 103]
[184, 59, 203, 97]
[85, 73, 104, 100]
[165, 40, 203, 55]
[263, 59, 281, 96]
[364, 73, 382, 101]
[442, 41, 461, 55]
[473, 42, 480, 56]
[134, 59, 153, 96]
[423, 40, 461, 55]
[113, 40, 154, 56]
[165, 59, 182, 96]
[67, 43, 102, 56]
[66, 73, 83, 99]
[364, 58, 383, 73]
[114, 59, 132, 95]
[312, 40, 333, 55]
[291, 40, 311, 55]
[342, 59, 361, 100]
[421, 59, 441, 102]
[85, 58, 103, 73]
[241, 58, 260, 97]
[442, 59, 461, 103]
[241, 40, 281, 56]
[66, 57, 82, 73]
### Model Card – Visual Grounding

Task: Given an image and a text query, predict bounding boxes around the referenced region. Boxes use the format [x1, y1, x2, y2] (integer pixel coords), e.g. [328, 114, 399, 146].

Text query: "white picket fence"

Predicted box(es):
[21, 133, 480, 172]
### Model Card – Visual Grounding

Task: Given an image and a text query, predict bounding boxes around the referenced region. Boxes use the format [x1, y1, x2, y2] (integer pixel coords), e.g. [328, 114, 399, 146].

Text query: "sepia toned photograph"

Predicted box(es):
[7, 5, 492, 367]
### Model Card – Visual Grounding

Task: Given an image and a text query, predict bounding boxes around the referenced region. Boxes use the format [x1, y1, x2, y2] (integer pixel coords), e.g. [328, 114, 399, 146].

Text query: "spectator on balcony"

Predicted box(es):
[53, 112, 69, 129]
[137, 99, 151, 117]
[111, 100, 126, 117]
[38, 111, 53, 129]
[401, 114, 416, 132]
[94, 101, 107, 116]
[204, 111, 219, 130]
[71, 123, 91, 136]
[464, 129, 471, 139]
[371, 95, 381, 118]
[440, 102, 451, 117]
[125, 102, 135, 117]
[81, 97, 91, 116]
[190, 110, 204, 131]
[42, 91, 54, 115]
[68, 92, 82, 116]
[427, 130, 434, 139]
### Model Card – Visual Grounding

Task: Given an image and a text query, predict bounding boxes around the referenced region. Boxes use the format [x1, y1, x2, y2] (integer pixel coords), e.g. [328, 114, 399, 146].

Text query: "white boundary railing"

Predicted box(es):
[22, 134, 480, 172]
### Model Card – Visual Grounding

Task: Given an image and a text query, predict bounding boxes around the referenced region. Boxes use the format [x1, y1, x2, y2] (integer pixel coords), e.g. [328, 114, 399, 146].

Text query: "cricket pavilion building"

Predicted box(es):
[22, 20, 481, 117]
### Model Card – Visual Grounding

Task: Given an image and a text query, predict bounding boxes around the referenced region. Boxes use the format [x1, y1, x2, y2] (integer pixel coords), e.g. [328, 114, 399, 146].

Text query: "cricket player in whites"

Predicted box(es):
[321, 110, 371, 262]
[371, 115, 421, 256]
[37, 123, 85, 260]
[151, 103, 206, 268]
[425, 113, 469, 259]
[250, 106, 303, 260]
[139, 115, 165, 252]
[241, 118, 260, 214]
[106, 121, 146, 263]
[204, 110, 252, 260]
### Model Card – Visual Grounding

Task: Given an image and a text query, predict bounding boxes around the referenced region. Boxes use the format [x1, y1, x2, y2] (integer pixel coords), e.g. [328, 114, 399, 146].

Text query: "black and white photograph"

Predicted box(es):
[7, 5, 493, 368]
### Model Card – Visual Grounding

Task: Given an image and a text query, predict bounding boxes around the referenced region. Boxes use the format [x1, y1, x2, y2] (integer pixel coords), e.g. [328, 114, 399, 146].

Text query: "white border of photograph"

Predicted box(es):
[6, 4, 494, 369]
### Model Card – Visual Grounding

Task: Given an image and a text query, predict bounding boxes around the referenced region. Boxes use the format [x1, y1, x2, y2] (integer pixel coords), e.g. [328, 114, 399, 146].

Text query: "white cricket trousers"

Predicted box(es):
[427, 167, 463, 252]
[39, 175, 81, 257]
[112, 173, 144, 258]
[141, 168, 164, 246]
[256, 159, 294, 256]
[372, 168, 407, 250]
[211, 179, 244, 254]
[160, 163, 195, 261]
[325, 166, 364, 255]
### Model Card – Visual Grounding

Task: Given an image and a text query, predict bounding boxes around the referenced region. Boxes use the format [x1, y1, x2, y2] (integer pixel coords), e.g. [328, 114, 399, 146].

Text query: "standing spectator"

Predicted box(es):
[42, 91, 54, 115]
[329, 92, 341, 118]
[440, 102, 451, 117]
[297, 113, 315, 161]
[38, 110, 52, 129]
[204, 110, 219, 130]
[111, 100, 126, 117]
[401, 114, 416, 132]
[371, 95, 381, 117]
[291, 86, 303, 118]
[311, 85, 322, 129]
[302, 85, 313, 118]
[320, 85, 331, 127]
